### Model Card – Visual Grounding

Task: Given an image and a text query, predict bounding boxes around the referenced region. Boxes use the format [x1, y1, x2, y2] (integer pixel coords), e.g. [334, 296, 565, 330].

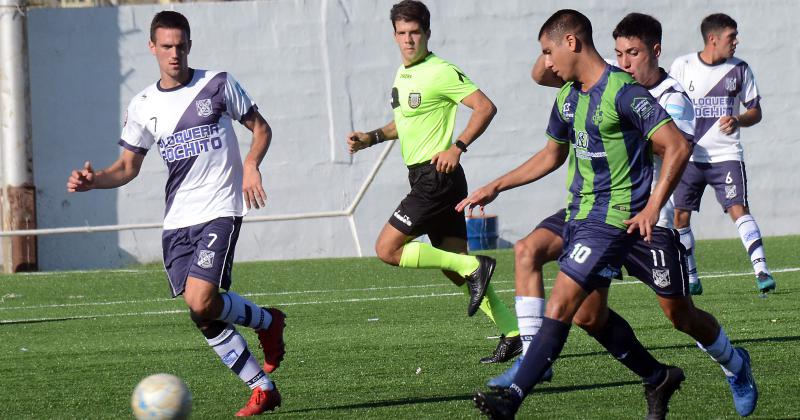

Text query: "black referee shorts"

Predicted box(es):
[388, 162, 468, 246]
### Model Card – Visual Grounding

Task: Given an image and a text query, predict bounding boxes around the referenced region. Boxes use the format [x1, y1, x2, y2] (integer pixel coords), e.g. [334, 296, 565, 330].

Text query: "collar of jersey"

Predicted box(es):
[695, 52, 728, 67]
[156, 68, 196, 92]
[404, 52, 434, 69]
[575, 63, 611, 95]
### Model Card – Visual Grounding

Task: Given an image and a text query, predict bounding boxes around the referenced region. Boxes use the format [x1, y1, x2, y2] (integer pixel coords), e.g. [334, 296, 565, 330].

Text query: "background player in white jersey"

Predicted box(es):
[66, 11, 285, 416]
[669, 13, 775, 295]
[495, 13, 759, 418]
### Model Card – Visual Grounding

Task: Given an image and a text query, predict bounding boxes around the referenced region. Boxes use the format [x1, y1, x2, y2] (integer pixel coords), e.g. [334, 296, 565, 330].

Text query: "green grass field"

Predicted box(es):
[1, 235, 798, 419]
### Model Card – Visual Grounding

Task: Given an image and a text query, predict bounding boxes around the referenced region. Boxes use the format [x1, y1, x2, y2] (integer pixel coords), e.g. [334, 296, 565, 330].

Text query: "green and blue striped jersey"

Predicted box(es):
[546, 65, 672, 229]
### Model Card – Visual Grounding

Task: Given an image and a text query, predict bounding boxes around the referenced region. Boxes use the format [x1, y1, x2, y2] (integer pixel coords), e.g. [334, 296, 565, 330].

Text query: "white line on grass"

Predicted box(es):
[1, 267, 797, 324]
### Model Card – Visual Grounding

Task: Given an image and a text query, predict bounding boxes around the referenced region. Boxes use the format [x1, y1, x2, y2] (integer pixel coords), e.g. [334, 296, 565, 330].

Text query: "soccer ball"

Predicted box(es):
[131, 373, 192, 420]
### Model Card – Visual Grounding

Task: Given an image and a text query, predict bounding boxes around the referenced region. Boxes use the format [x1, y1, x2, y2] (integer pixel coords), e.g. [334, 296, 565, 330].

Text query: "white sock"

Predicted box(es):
[678, 227, 700, 284]
[515, 296, 545, 356]
[206, 324, 274, 390]
[697, 328, 743, 377]
[219, 291, 273, 330]
[735, 215, 770, 276]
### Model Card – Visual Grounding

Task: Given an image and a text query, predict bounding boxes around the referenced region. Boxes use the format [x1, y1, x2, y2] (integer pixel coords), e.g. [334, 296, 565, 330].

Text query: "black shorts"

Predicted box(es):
[388, 163, 468, 245]
[534, 210, 689, 296]
[623, 226, 690, 297]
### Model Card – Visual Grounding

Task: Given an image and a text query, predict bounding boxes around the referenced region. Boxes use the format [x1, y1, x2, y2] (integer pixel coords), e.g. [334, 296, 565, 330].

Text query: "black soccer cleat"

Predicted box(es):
[481, 334, 523, 364]
[474, 389, 520, 420]
[465, 255, 496, 317]
[643, 366, 685, 420]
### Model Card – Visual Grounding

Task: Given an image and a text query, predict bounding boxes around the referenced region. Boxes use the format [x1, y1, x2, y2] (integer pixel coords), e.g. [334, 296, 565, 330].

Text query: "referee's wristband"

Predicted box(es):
[454, 140, 468, 153]
[367, 129, 387, 146]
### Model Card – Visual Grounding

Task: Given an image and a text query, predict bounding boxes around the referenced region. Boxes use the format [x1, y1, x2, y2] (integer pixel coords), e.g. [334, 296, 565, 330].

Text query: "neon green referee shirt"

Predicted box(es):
[391, 53, 478, 166]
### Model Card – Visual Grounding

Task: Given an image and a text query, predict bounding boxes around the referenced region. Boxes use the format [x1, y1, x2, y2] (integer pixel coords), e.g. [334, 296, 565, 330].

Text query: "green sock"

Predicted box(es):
[463, 283, 519, 337]
[399, 241, 479, 277]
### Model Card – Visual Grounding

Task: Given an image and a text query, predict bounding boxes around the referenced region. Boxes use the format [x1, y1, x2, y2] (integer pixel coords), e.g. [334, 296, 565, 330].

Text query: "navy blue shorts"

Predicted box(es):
[161, 216, 242, 297]
[673, 160, 748, 212]
[557, 219, 634, 292]
[535, 211, 689, 296]
[388, 163, 468, 245]
[622, 226, 690, 297]
[535, 208, 567, 236]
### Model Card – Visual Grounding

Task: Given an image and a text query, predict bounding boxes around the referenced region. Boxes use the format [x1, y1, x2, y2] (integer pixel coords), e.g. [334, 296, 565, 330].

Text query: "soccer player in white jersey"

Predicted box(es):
[669, 13, 775, 295]
[66, 11, 285, 416]
[491, 12, 759, 418]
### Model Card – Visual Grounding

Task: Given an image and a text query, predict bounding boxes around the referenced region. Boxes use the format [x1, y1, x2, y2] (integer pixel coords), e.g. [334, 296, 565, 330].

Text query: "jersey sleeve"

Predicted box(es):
[223, 73, 257, 122]
[660, 91, 695, 144]
[118, 96, 154, 155]
[616, 84, 672, 141]
[437, 64, 479, 104]
[545, 98, 569, 144]
[740, 64, 760, 109]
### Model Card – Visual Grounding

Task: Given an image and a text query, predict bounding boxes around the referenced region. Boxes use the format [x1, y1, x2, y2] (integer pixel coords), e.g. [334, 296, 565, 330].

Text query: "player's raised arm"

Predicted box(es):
[456, 139, 568, 213]
[346, 121, 397, 154]
[240, 108, 272, 210]
[66, 149, 144, 192]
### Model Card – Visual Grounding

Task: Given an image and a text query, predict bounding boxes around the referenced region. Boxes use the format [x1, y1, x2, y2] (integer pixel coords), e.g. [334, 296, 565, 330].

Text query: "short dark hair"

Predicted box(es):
[390, 0, 431, 33]
[701, 13, 737, 42]
[538, 9, 594, 47]
[150, 11, 191, 42]
[612, 13, 662, 50]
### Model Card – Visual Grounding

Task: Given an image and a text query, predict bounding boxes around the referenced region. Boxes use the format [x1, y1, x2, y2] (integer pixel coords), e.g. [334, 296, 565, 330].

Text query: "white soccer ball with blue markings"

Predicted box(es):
[131, 373, 192, 420]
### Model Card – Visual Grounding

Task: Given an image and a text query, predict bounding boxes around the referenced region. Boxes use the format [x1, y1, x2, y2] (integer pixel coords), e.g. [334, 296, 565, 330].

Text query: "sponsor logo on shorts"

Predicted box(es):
[196, 98, 213, 117]
[393, 210, 412, 227]
[653, 268, 671, 288]
[197, 250, 215, 269]
[408, 92, 421, 109]
[632, 97, 655, 119]
[222, 349, 239, 366]
[725, 185, 737, 199]
[598, 266, 620, 279]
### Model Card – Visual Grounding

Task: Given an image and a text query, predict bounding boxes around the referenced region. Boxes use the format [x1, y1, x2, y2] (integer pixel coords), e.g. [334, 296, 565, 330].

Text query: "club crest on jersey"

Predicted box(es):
[632, 97, 655, 119]
[592, 108, 603, 125]
[725, 77, 737, 92]
[197, 250, 215, 269]
[195, 99, 213, 117]
[653, 269, 671, 288]
[408, 92, 421, 109]
[725, 185, 737, 199]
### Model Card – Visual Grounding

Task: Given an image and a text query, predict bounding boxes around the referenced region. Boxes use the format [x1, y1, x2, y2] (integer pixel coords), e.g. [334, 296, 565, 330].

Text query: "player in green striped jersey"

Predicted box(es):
[346, 0, 521, 364]
[463, 10, 692, 419]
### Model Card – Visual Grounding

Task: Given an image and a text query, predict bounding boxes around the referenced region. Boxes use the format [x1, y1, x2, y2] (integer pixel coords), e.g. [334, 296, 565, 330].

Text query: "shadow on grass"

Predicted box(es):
[560, 335, 800, 360]
[278, 380, 640, 414]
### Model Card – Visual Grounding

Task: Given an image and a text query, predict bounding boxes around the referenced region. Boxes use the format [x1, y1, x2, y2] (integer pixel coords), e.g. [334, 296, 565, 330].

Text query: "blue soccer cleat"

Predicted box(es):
[727, 348, 758, 417]
[755, 272, 775, 294]
[487, 358, 553, 389]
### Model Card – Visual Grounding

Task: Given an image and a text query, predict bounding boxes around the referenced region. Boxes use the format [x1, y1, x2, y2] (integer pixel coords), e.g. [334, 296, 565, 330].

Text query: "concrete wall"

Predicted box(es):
[19, 0, 800, 269]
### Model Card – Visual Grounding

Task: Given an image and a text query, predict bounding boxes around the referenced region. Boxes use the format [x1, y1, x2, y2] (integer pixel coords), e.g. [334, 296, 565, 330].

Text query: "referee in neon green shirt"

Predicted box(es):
[347, 0, 520, 363]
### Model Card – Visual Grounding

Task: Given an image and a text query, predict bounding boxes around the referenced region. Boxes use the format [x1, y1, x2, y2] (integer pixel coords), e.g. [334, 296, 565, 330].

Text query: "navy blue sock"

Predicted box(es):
[588, 309, 666, 385]
[509, 317, 570, 399]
